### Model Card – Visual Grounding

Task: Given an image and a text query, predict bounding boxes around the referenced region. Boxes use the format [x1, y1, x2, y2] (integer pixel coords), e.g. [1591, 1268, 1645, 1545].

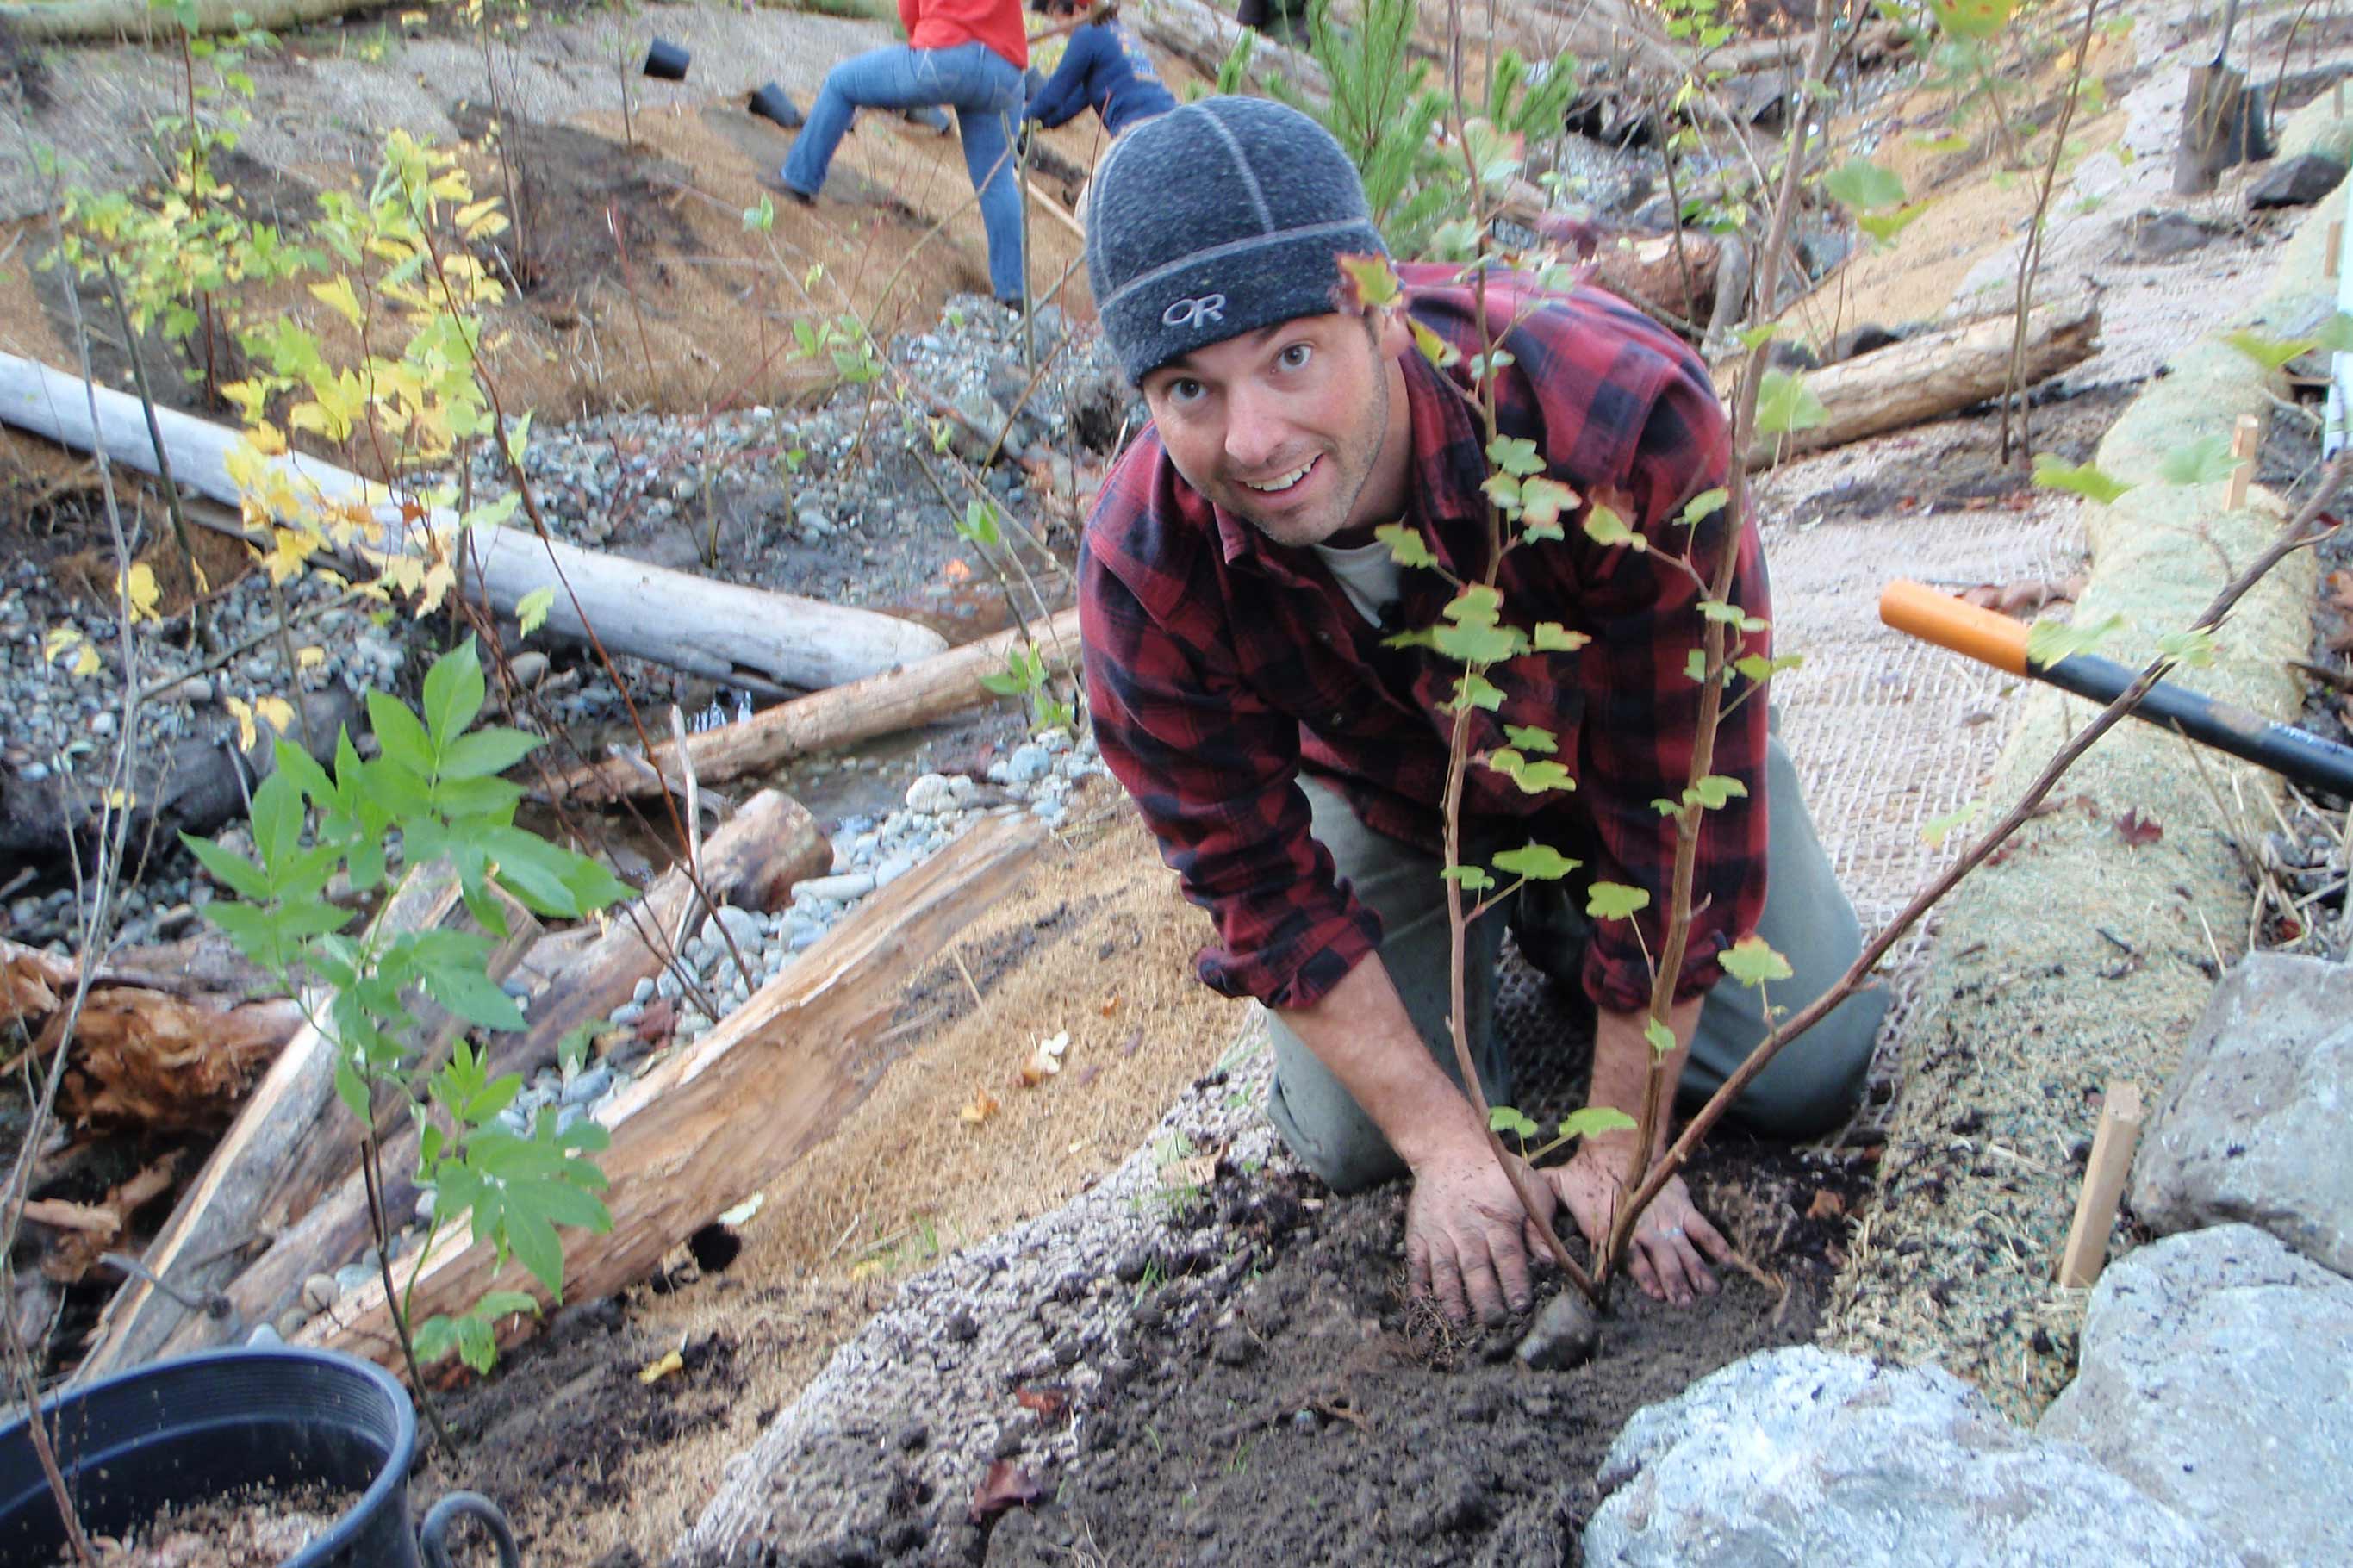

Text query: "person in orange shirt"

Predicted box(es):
[775, 0, 1031, 307]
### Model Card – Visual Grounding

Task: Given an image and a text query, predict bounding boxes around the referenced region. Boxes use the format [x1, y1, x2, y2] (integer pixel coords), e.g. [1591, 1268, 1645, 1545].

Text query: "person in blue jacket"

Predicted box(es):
[1023, 1, 1175, 138]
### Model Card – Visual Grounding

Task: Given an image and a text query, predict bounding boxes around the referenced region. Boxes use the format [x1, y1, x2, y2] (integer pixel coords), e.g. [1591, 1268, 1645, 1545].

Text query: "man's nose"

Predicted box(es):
[1223, 380, 1288, 472]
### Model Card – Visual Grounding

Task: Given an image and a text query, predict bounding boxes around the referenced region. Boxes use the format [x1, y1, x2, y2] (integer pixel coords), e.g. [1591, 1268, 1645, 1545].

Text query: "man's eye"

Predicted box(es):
[1277, 343, 1312, 370]
[1167, 378, 1205, 403]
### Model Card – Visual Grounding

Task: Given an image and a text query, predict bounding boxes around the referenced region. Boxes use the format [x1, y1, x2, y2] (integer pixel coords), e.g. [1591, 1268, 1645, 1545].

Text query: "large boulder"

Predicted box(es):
[1584, 1347, 2241, 1566]
[2247, 153, 2348, 209]
[2132, 952, 2353, 1278]
[2040, 1225, 2353, 1566]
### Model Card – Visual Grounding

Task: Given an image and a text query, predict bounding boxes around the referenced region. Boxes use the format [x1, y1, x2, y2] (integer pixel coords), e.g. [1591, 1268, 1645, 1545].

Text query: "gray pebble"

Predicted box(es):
[701, 905, 764, 952]
[632, 975, 657, 1004]
[905, 772, 958, 815]
[1006, 744, 1051, 783]
[562, 1066, 613, 1106]
[797, 872, 875, 902]
[612, 999, 644, 1025]
[302, 1273, 339, 1313]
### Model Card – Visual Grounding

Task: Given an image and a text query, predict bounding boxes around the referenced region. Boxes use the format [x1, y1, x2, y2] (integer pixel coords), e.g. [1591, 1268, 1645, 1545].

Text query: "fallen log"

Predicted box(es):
[0, 687, 358, 875]
[179, 789, 826, 1359]
[1740, 300, 2101, 468]
[0, 352, 949, 691]
[72, 867, 517, 1379]
[547, 607, 1085, 806]
[0, 0, 363, 41]
[3, 937, 303, 1135]
[303, 808, 1050, 1369]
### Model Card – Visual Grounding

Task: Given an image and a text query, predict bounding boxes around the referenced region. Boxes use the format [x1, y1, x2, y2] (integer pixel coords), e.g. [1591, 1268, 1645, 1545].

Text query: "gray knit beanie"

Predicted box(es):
[1086, 96, 1389, 383]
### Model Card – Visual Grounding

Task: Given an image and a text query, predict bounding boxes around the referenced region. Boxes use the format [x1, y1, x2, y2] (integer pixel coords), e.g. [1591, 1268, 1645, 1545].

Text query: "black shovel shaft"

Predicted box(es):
[2039, 650, 2353, 798]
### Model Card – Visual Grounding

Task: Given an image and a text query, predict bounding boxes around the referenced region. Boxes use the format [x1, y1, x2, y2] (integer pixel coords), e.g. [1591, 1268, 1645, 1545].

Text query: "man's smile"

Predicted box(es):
[1239, 455, 1319, 495]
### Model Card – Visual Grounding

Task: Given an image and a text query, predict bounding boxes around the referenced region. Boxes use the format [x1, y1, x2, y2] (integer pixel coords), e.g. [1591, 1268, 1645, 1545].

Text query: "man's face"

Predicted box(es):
[1139, 310, 1410, 550]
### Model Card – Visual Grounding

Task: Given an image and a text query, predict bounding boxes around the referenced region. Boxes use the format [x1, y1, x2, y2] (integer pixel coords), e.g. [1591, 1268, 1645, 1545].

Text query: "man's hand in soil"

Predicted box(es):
[1404, 1143, 1558, 1327]
[1547, 1144, 1731, 1306]
[1551, 997, 1731, 1305]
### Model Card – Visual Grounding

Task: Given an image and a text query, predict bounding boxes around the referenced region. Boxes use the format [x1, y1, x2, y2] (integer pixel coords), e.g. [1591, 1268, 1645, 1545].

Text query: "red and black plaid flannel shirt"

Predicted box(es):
[1078, 264, 1771, 1016]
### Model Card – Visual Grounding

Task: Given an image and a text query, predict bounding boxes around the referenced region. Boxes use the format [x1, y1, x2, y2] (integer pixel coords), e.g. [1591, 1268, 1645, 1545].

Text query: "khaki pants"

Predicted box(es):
[1264, 731, 1886, 1192]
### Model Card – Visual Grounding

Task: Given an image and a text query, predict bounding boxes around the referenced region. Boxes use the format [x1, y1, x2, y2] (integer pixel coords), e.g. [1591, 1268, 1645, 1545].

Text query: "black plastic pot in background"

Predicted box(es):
[644, 38, 690, 80]
[0, 1347, 519, 1567]
[749, 82, 805, 130]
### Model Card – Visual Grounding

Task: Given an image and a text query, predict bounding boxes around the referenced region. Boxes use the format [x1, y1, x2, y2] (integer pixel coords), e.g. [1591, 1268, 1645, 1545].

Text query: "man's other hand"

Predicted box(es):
[1550, 1142, 1731, 1306]
[1404, 1146, 1553, 1327]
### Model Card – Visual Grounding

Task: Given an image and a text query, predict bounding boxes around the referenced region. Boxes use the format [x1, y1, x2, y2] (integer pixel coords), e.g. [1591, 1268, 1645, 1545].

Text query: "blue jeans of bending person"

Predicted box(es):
[781, 41, 1027, 303]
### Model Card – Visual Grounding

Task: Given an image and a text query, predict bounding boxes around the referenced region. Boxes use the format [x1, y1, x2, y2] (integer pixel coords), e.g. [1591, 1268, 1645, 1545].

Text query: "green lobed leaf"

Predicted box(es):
[1921, 800, 1984, 849]
[1489, 1104, 1540, 1141]
[1641, 1017, 1676, 1056]
[2158, 433, 2238, 487]
[1684, 775, 1749, 810]
[2156, 626, 2219, 669]
[1375, 523, 1436, 569]
[1677, 488, 1729, 528]
[1445, 584, 1504, 627]
[2222, 329, 2319, 374]
[1433, 621, 1525, 664]
[1489, 751, 1573, 793]
[1821, 158, 1906, 212]
[516, 586, 556, 637]
[1519, 476, 1575, 538]
[1582, 503, 1645, 550]
[2032, 455, 2134, 506]
[1755, 370, 1828, 438]
[1559, 1106, 1638, 1141]
[1533, 621, 1590, 652]
[1486, 435, 1544, 477]
[1503, 724, 1558, 755]
[1442, 863, 1497, 892]
[1453, 673, 1504, 712]
[1720, 934, 1794, 986]
[1586, 882, 1652, 921]
[1858, 204, 1931, 246]
[2026, 610, 2129, 669]
[1492, 842, 1580, 880]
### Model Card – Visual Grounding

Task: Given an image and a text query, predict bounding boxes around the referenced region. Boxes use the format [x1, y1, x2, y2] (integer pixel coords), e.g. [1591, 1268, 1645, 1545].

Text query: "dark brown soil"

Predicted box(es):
[446, 103, 696, 302]
[78, 1480, 354, 1567]
[410, 1295, 757, 1564]
[980, 1137, 1871, 1566]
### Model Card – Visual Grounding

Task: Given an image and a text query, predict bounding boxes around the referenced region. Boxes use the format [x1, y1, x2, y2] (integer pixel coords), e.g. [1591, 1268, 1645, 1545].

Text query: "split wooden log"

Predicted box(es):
[0, 352, 949, 691]
[302, 809, 1051, 1370]
[178, 789, 826, 1360]
[72, 868, 520, 1380]
[1740, 300, 2101, 468]
[1529, 218, 1721, 327]
[3, 937, 303, 1135]
[547, 607, 1084, 806]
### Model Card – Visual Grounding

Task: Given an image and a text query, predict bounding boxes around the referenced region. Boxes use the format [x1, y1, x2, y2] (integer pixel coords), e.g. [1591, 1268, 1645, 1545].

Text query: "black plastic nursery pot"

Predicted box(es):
[0, 1346, 516, 1566]
[643, 38, 690, 80]
[749, 82, 805, 130]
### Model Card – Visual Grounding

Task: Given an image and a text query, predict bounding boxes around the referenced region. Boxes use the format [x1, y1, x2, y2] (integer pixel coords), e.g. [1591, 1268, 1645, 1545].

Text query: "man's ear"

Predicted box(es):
[1373, 304, 1415, 360]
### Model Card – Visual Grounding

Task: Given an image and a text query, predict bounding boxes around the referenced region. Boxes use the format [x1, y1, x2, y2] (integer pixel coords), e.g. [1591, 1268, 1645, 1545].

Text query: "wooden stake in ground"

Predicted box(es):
[303, 809, 1051, 1370]
[2225, 412, 2261, 512]
[546, 607, 1084, 804]
[2057, 1081, 2146, 1289]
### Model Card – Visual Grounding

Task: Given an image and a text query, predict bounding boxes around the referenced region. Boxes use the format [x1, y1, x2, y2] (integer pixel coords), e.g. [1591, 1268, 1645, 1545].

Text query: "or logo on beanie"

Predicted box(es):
[1161, 294, 1227, 329]
[1086, 96, 1388, 383]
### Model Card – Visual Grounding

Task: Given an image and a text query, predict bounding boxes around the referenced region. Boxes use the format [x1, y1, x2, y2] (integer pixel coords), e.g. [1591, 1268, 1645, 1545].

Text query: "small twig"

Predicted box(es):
[949, 943, 987, 1012]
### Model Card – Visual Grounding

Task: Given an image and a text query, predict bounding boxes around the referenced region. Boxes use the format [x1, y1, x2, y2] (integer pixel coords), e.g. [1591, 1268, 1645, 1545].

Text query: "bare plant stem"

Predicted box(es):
[1998, 0, 2103, 462]
[1601, 0, 1844, 1286]
[359, 1129, 458, 1455]
[1619, 451, 2350, 1229]
[102, 268, 213, 653]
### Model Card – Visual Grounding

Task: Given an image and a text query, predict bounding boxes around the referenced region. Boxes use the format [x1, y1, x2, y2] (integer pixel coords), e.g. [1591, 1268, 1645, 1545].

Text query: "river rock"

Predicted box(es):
[1584, 1347, 2241, 1566]
[2247, 153, 2346, 209]
[2132, 952, 2353, 1277]
[2121, 209, 2220, 262]
[701, 905, 765, 954]
[906, 772, 958, 815]
[2039, 1225, 2353, 1565]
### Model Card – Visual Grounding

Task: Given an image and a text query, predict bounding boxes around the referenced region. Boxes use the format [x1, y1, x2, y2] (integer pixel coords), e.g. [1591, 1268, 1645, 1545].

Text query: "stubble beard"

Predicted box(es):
[1217, 345, 1392, 551]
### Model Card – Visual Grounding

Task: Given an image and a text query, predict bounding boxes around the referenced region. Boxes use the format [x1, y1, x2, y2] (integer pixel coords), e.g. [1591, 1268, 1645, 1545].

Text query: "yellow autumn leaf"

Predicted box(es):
[120, 563, 160, 621]
[73, 645, 99, 678]
[415, 559, 457, 614]
[637, 1349, 683, 1384]
[225, 695, 258, 751]
[297, 645, 327, 670]
[103, 787, 136, 809]
[246, 420, 289, 457]
[221, 380, 269, 422]
[41, 626, 82, 663]
[309, 275, 365, 330]
[958, 1087, 1000, 1125]
[254, 696, 296, 737]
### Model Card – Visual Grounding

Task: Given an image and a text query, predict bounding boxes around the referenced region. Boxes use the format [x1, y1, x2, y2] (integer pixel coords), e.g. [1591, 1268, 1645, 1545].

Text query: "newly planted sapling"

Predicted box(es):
[184, 638, 630, 1421]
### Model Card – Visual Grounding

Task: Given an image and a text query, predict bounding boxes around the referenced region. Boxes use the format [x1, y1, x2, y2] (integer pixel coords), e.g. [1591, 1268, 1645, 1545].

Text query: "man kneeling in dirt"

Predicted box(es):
[1075, 97, 1889, 1326]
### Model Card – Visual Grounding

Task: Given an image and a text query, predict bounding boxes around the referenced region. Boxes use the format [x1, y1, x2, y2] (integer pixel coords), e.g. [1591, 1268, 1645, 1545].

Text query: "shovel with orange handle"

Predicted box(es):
[1878, 578, 2353, 798]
